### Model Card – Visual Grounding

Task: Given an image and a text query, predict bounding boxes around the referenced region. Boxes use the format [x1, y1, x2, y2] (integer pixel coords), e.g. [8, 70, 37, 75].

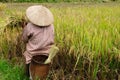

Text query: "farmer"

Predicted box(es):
[22, 5, 54, 78]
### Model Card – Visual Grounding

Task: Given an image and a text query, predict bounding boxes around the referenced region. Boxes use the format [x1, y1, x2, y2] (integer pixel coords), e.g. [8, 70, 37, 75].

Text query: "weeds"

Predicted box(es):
[0, 59, 29, 80]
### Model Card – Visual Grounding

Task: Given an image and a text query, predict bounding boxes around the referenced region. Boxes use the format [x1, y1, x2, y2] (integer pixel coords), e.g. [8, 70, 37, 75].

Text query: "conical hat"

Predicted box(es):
[26, 5, 54, 26]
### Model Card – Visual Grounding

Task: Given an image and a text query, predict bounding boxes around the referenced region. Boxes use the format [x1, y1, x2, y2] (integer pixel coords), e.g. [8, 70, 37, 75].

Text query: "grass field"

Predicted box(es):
[0, 2, 120, 80]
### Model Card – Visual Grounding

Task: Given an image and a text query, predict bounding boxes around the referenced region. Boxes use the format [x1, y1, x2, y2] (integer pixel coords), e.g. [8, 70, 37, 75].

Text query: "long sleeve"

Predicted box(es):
[22, 26, 28, 43]
[22, 24, 32, 43]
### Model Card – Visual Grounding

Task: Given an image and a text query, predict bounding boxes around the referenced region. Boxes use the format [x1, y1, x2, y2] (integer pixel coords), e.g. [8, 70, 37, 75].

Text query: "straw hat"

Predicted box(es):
[26, 5, 54, 26]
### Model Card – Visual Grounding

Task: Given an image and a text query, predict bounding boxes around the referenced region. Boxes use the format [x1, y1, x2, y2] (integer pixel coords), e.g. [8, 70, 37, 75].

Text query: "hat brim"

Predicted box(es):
[26, 5, 54, 26]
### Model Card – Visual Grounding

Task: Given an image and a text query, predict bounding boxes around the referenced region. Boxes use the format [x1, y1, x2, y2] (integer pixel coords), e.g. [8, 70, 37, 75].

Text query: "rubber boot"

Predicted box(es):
[25, 63, 30, 77]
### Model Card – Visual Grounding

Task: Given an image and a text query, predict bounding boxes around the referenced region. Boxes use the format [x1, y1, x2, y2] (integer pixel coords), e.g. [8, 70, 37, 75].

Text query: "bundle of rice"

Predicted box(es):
[6, 12, 28, 28]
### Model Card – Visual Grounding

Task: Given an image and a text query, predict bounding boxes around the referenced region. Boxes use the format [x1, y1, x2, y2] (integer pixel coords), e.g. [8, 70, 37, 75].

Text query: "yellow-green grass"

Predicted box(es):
[0, 3, 120, 79]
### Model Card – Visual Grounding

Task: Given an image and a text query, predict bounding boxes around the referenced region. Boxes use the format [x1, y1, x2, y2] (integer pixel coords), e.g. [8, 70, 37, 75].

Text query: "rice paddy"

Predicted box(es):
[0, 2, 120, 80]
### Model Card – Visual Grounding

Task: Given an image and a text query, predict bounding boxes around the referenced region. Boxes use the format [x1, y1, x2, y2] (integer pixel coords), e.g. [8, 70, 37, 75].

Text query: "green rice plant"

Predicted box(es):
[51, 5, 120, 79]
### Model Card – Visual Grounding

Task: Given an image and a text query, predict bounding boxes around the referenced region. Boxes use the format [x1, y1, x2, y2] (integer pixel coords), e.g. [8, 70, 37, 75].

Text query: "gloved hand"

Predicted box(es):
[44, 45, 59, 64]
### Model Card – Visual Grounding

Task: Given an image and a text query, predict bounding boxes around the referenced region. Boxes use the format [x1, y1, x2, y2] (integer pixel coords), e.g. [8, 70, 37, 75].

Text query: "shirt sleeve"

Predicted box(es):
[22, 23, 31, 43]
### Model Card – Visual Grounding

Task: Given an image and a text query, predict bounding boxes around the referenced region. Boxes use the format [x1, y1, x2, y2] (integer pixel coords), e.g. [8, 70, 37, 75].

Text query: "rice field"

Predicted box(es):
[0, 2, 120, 80]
